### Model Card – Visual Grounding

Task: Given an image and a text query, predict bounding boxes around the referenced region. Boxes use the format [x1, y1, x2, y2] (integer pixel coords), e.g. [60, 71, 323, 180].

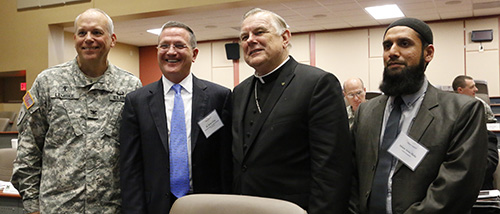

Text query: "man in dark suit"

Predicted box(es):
[120, 21, 232, 213]
[350, 18, 487, 213]
[232, 8, 352, 214]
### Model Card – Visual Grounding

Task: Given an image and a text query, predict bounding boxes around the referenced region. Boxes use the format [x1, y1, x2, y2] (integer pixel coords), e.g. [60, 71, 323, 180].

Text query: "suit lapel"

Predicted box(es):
[244, 58, 297, 157]
[234, 78, 252, 161]
[395, 83, 437, 172]
[191, 75, 208, 151]
[370, 96, 389, 162]
[148, 79, 170, 154]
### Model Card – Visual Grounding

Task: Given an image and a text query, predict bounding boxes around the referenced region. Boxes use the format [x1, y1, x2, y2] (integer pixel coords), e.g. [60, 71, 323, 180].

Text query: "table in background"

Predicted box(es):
[0, 189, 24, 214]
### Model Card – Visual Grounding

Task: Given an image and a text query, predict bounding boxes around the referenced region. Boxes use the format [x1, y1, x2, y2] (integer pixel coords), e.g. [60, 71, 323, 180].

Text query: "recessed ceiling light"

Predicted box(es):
[445, 0, 461, 5]
[365, 4, 405, 20]
[205, 25, 217, 29]
[147, 28, 161, 35]
[313, 14, 327, 18]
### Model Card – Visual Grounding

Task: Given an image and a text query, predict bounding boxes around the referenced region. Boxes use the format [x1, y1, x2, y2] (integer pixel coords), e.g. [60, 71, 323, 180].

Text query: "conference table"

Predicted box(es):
[0, 188, 24, 214]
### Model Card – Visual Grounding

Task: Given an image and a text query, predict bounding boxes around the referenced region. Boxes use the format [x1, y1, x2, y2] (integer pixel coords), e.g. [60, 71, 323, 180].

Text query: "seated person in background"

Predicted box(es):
[452, 75, 497, 123]
[343, 77, 366, 129]
[453, 75, 498, 189]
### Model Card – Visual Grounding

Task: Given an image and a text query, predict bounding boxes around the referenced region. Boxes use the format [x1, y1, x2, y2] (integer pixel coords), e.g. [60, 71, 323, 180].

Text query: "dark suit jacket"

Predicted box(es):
[232, 57, 352, 214]
[120, 75, 232, 213]
[483, 130, 498, 190]
[351, 83, 487, 213]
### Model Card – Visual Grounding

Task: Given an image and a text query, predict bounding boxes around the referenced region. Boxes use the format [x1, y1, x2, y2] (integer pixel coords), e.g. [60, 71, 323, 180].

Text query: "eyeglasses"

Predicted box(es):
[346, 90, 365, 98]
[157, 44, 188, 51]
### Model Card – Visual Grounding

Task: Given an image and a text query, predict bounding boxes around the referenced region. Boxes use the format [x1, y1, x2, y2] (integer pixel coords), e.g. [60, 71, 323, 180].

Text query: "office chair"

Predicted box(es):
[0, 112, 16, 123]
[366, 91, 383, 100]
[475, 80, 489, 95]
[0, 118, 10, 132]
[477, 93, 491, 105]
[0, 148, 17, 181]
[169, 194, 307, 214]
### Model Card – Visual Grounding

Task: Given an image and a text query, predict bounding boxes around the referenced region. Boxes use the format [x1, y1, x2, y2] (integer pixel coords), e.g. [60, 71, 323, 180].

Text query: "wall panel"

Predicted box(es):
[466, 18, 500, 95]
[425, 21, 465, 87]
[467, 51, 500, 95]
[289, 33, 310, 64]
[212, 67, 234, 89]
[316, 29, 369, 89]
[192, 42, 212, 81]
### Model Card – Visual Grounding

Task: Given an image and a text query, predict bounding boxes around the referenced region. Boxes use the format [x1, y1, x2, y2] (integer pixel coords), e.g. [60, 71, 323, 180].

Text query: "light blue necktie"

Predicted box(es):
[169, 84, 189, 198]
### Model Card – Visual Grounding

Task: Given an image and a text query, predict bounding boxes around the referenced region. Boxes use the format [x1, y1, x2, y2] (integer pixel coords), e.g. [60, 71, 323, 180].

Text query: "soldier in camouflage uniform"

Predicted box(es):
[11, 8, 142, 213]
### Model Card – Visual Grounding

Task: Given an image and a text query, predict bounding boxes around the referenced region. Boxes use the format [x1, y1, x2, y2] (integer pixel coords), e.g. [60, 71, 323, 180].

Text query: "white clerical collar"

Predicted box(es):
[254, 56, 290, 84]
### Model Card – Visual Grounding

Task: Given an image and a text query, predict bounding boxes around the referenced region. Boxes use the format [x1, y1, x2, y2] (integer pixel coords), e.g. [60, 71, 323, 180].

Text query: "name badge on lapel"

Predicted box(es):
[388, 133, 429, 171]
[198, 110, 224, 138]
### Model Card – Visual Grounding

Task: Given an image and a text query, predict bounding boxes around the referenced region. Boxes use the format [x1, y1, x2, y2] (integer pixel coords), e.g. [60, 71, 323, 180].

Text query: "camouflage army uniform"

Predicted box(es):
[12, 58, 142, 213]
[475, 96, 497, 123]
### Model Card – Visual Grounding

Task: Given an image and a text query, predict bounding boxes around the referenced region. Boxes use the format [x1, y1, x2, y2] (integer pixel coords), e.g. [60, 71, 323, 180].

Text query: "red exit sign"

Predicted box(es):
[20, 82, 26, 91]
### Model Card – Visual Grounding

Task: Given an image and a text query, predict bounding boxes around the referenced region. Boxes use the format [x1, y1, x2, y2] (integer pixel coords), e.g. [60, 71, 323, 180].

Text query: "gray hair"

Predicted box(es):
[159, 21, 197, 48]
[74, 8, 114, 34]
[243, 8, 289, 36]
[343, 78, 364, 91]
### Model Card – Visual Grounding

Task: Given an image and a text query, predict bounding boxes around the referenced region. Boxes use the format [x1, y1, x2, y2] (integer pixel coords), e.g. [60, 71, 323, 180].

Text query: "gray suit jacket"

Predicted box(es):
[351, 83, 487, 214]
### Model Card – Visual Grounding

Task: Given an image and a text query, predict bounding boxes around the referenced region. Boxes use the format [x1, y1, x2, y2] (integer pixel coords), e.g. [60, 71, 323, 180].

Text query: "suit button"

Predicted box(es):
[242, 165, 247, 172]
[246, 132, 251, 138]
[243, 144, 248, 150]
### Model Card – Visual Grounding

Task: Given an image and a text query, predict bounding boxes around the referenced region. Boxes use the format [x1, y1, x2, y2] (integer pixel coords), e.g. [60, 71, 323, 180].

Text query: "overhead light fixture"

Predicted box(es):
[445, 0, 462, 5]
[313, 14, 327, 18]
[147, 28, 162, 35]
[365, 4, 404, 20]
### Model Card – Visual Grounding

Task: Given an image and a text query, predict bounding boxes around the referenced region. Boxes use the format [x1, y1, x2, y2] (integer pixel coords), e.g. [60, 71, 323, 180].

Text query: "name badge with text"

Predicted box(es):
[388, 133, 429, 171]
[198, 110, 224, 138]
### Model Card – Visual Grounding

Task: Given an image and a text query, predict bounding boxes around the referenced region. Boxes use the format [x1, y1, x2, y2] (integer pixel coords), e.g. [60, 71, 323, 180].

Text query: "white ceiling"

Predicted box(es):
[65, 0, 500, 47]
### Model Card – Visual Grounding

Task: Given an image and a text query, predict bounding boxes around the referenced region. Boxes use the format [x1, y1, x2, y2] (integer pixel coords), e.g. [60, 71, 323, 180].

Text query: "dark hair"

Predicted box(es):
[159, 21, 197, 48]
[452, 75, 473, 91]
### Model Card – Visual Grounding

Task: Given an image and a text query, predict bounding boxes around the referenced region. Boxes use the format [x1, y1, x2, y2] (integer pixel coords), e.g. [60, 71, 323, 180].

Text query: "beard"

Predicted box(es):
[379, 56, 426, 96]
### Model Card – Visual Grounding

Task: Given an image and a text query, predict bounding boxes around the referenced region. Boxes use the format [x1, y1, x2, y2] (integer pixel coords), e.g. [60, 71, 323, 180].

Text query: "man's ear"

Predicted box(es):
[424, 44, 434, 63]
[282, 29, 291, 49]
[192, 48, 199, 63]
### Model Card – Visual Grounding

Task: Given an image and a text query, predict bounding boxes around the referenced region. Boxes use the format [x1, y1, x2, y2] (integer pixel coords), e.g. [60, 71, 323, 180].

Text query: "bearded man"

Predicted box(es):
[349, 17, 487, 214]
